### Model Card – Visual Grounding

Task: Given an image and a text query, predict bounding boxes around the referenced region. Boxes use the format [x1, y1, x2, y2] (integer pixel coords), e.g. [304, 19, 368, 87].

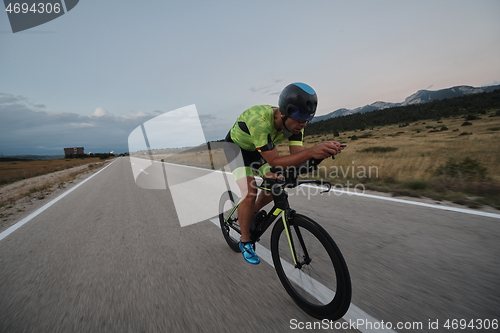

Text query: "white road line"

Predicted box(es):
[352, 192, 500, 219]
[209, 218, 397, 333]
[145, 159, 500, 219]
[0, 160, 117, 242]
[302, 184, 500, 219]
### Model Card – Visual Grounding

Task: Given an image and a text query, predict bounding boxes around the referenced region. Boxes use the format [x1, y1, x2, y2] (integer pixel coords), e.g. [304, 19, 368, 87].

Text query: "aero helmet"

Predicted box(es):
[278, 82, 318, 123]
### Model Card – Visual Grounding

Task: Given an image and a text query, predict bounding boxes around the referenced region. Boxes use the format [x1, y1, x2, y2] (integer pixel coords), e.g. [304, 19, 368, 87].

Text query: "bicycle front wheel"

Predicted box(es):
[219, 190, 241, 252]
[270, 214, 351, 320]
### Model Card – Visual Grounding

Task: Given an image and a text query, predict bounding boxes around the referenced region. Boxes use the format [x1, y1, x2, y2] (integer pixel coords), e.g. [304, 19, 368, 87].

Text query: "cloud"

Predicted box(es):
[0, 93, 157, 155]
[249, 84, 272, 93]
[0, 93, 28, 104]
[92, 107, 113, 117]
[250, 79, 286, 96]
[249, 84, 281, 96]
[122, 111, 150, 119]
[0, 93, 44, 109]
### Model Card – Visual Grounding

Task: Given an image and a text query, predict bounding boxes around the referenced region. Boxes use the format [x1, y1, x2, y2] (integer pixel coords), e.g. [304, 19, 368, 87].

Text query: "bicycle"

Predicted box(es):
[218, 157, 352, 320]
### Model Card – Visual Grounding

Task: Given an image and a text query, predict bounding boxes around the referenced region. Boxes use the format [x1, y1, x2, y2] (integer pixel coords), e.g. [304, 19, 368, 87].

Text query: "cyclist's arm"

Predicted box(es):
[260, 142, 341, 168]
[260, 148, 311, 169]
[289, 145, 304, 155]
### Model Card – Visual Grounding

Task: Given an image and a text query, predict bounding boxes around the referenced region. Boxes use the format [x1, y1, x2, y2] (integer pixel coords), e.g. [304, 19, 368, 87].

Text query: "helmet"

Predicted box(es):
[278, 82, 318, 123]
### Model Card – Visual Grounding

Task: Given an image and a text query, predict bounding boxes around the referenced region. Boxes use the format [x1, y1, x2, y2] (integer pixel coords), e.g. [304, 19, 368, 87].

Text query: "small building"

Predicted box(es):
[64, 147, 85, 157]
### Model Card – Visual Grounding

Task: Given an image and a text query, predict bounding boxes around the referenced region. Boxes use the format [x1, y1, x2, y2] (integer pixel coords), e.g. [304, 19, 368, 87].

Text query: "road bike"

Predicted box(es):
[218, 158, 351, 320]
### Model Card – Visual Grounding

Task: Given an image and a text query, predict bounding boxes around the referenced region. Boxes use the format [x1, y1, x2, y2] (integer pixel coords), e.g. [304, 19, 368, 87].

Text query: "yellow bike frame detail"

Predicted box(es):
[281, 213, 297, 266]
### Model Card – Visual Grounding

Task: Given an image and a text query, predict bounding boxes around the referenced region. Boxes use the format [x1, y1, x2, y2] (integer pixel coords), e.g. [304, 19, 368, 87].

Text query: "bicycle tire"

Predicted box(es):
[270, 214, 351, 320]
[219, 191, 241, 252]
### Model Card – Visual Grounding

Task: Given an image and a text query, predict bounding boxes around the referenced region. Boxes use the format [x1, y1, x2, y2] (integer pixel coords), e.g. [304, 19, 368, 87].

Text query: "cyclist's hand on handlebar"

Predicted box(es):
[310, 141, 344, 159]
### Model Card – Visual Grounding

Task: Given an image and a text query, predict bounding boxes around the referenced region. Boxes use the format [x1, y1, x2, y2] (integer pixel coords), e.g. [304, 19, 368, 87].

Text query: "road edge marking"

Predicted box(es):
[209, 218, 397, 333]
[0, 159, 117, 242]
[153, 158, 500, 219]
[300, 184, 500, 219]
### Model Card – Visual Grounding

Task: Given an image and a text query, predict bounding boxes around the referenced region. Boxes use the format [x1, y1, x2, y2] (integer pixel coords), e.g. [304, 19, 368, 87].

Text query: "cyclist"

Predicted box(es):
[224, 82, 344, 264]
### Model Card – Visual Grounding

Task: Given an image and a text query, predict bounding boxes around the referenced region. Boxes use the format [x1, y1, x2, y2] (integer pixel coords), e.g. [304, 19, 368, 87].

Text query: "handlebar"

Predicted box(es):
[264, 161, 331, 194]
[265, 144, 346, 194]
[269, 144, 346, 176]
[332, 144, 347, 160]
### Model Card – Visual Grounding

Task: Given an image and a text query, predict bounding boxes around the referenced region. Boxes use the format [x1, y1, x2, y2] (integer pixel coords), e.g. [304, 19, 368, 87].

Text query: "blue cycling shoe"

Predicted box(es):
[238, 241, 260, 265]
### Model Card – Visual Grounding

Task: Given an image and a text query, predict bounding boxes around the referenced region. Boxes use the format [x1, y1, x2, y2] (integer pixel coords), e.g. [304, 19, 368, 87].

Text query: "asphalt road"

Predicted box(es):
[1, 157, 499, 332]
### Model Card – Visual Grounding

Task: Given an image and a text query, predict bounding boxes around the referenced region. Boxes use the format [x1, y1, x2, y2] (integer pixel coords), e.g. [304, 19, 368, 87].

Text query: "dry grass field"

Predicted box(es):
[0, 158, 110, 224]
[296, 112, 500, 182]
[293, 110, 500, 209]
[0, 157, 104, 186]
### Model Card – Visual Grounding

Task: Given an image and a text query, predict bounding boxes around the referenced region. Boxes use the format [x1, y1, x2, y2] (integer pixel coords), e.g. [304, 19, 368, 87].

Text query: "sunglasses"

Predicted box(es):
[289, 108, 314, 123]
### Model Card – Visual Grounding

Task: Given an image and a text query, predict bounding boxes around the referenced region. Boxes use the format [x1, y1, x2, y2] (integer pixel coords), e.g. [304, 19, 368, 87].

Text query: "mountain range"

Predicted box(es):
[312, 84, 500, 122]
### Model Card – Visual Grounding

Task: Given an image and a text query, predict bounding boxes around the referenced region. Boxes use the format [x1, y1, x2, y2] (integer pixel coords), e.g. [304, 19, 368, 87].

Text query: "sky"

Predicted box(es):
[1, 0, 499, 155]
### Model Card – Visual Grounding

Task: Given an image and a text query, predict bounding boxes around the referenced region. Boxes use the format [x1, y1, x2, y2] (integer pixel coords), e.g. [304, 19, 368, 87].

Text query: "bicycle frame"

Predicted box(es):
[224, 176, 331, 268]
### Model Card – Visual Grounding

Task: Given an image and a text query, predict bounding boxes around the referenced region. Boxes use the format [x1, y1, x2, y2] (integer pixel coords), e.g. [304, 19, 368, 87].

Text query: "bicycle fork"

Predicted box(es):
[281, 209, 311, 269]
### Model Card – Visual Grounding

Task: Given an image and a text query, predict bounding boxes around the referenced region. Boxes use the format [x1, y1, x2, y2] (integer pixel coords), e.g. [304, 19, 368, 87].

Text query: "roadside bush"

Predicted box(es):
[359, 146, 398, 153]
[391, 188, 420, 198]
[465, 114, 480, 121]
[405, 179, 429, 190]
[434, 157, 487, 182]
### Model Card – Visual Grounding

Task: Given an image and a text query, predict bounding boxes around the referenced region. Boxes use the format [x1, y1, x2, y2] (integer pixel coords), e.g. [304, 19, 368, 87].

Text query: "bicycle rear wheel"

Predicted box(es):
[219, 191, 241, 252]
[270, 214, 351, 320]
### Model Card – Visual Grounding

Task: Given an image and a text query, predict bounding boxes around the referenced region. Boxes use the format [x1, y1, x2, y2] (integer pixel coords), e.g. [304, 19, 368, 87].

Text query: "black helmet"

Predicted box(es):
[278, 82, 318, 123]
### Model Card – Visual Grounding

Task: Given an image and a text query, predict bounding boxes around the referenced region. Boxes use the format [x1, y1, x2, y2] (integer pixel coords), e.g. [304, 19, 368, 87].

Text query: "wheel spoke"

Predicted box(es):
[271, 215, 351, 320]
[278, 225, 337, 305]
[219, 191, 242, 252]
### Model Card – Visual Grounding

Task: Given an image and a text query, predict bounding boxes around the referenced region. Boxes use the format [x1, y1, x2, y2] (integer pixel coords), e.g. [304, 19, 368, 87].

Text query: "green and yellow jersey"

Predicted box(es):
[228, 105, 303, 152]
